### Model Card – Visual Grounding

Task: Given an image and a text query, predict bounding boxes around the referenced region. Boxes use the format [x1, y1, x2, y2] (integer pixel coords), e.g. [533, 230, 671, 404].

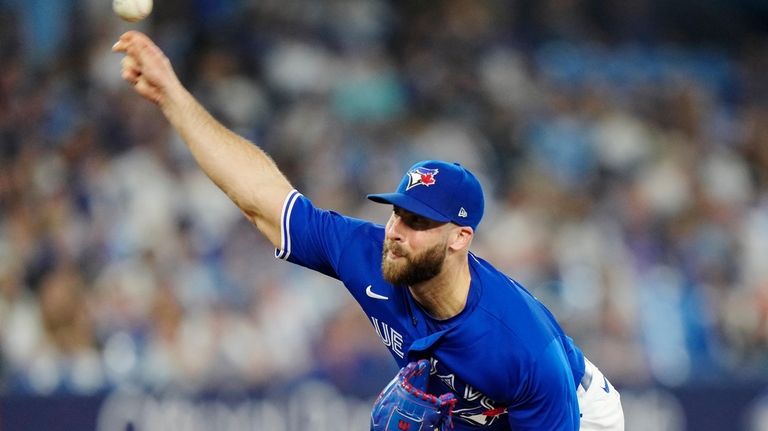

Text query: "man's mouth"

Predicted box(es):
[385, 243, 407, 259]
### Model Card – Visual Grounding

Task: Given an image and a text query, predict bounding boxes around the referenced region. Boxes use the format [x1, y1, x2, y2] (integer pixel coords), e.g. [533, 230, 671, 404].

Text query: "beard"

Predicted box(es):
[381, 239, 447, 286]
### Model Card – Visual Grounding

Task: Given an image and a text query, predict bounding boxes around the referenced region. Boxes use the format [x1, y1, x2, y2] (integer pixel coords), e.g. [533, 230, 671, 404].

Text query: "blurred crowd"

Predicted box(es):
[1, 0, 768, 397]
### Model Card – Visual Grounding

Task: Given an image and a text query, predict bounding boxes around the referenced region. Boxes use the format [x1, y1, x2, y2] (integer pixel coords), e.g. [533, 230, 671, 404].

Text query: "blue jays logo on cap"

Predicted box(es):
[406, 167, 439, 190]
[367, 160, 485, 230]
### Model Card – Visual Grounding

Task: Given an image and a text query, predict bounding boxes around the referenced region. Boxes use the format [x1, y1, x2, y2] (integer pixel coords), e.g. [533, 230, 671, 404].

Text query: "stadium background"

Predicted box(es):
[1, 0, 768, 429]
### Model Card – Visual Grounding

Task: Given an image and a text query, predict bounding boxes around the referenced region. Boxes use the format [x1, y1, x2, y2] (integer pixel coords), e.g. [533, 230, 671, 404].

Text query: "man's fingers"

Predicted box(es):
[112, 31, 169, 105]
[134, 78, 162, 104]
[121, 56, 139, 69]
[112, 32, 133, 52]
[120, 55, 141, 82]
[122, 39, 162, 70]
[121, 68, 140, 83]
[112, 31, 164, 69]
[111, 30, 149, 53]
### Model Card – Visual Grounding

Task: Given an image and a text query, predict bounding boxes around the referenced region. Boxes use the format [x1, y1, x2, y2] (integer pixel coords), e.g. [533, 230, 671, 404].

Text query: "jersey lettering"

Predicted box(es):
[370, 316, 404, 358]
[464, 385, 484, 402]
[429, 357, 505, 427]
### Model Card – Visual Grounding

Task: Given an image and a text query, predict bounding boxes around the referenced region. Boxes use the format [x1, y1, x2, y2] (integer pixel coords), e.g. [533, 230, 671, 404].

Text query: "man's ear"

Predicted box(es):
[448, 226, 474, 252]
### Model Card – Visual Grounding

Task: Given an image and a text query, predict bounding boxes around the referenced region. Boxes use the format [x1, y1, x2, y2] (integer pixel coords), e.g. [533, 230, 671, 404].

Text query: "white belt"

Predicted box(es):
[580, 358, 595, 391]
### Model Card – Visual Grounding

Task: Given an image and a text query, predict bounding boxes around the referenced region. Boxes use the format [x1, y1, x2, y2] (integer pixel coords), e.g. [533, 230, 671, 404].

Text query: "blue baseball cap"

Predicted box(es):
[367, 160, 485, 230]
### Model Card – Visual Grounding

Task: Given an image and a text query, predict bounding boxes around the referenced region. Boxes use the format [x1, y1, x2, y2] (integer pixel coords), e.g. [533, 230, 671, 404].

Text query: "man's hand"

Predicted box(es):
[112, 31, 180, 106]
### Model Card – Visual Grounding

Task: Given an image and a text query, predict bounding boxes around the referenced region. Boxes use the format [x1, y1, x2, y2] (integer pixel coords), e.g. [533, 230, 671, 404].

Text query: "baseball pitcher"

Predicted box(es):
[113, 30, 624, 430]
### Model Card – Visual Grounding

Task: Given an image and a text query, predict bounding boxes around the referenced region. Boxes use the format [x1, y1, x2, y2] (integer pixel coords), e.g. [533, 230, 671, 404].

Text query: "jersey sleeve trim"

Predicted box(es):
[274, 189, 302, 260]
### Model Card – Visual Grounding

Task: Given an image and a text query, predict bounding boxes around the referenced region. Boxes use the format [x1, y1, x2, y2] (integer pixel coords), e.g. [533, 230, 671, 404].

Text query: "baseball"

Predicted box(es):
[113, 0, 153, 22]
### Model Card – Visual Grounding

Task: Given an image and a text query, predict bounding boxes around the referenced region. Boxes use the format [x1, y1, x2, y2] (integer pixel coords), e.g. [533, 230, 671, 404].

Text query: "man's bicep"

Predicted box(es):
[273, 192, 368, 279]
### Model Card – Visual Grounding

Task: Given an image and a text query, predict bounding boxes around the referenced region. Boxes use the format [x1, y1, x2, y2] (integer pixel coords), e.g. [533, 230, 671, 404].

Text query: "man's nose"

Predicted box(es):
[386, 217, 404, 241]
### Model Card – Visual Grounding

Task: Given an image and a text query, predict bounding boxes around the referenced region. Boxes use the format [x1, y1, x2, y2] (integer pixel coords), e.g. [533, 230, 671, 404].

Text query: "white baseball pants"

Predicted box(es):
[577, 358, 625, 430]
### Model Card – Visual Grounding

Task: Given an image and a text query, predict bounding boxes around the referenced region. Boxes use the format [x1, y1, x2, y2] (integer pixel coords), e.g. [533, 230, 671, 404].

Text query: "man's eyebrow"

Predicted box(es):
[393, 206, 416, 217]
[394, 207, 421, 219]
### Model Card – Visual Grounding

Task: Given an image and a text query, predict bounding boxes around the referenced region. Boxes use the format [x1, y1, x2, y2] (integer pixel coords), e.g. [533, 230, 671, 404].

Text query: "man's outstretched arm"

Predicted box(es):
[112, 31, 292, 248]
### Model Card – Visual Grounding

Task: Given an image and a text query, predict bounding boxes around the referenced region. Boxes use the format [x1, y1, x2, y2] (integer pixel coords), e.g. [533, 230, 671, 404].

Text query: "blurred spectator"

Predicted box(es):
[2, 265, 105, 394]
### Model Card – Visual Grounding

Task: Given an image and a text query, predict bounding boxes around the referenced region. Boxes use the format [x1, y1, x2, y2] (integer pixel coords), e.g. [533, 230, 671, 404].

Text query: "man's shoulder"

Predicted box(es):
[468, 254, 533, 318]
[319, 210, 386, 271]
[467, 254, 563, 352]
[330, 212, 384, 251]
[295, 194, 385, 241]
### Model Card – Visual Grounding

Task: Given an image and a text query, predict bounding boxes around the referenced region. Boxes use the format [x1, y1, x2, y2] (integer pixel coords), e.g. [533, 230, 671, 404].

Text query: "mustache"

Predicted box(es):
[383, 240, 408, 258]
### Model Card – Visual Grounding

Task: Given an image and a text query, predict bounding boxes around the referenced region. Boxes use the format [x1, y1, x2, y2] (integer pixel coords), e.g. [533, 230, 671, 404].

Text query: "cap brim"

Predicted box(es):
[367, 193, 451, 223]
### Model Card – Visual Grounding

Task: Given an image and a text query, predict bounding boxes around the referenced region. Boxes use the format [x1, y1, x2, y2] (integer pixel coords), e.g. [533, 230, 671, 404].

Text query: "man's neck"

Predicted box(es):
[408, 256, 471, 320]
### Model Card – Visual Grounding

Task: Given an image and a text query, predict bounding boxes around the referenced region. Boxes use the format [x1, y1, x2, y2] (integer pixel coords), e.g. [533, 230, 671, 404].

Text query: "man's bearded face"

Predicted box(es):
[381, 238, 447, 286]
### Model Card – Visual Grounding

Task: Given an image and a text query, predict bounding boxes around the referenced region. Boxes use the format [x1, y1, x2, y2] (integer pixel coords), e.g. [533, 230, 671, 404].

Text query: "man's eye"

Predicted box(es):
[408, 218, 430, 229]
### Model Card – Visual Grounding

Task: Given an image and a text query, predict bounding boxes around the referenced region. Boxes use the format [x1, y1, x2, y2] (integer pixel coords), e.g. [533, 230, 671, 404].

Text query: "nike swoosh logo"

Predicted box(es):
[601, 376, 610, 393]
[365, 285, 389, 300]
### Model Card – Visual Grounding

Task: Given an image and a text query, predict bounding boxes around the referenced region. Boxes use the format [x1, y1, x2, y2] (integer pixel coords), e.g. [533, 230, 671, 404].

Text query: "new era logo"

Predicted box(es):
[458, 207, 468, 218]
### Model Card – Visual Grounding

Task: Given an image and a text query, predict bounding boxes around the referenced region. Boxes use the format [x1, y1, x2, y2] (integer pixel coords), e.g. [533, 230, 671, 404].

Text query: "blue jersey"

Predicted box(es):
[276, 191, 585, 430]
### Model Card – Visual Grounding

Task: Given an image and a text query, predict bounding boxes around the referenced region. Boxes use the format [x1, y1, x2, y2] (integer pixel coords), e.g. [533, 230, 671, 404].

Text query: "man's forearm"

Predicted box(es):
[113, 31, 292, 247]
[160, 82, 292, 246]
